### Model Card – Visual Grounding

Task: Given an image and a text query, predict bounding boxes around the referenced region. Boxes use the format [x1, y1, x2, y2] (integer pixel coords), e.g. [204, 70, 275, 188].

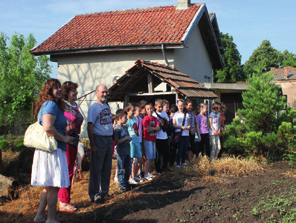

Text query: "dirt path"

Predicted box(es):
[57, 161, 295, 223]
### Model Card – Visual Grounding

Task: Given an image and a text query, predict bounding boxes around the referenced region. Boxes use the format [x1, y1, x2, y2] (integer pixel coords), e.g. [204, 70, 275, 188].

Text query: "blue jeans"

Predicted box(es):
[176, 136, 189, 165]
[117, 154, 131, 188]
[194, 141, 200, 157]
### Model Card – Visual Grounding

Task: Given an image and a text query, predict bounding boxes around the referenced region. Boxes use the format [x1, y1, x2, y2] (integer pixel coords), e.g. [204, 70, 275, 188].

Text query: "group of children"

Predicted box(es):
[113, 99, 226, 191]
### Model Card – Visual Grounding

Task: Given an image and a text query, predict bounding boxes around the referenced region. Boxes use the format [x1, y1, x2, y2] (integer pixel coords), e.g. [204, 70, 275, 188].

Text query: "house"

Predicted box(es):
[30, 0, 224, 137]
[270, 66, 296, 109]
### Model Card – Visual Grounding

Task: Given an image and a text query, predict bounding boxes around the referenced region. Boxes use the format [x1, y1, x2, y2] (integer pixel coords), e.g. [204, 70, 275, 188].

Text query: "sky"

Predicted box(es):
[1, 0, 296, 78]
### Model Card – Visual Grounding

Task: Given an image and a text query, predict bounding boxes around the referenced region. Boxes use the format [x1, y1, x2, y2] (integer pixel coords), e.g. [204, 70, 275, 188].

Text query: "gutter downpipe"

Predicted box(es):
[161, 44, 169, 66]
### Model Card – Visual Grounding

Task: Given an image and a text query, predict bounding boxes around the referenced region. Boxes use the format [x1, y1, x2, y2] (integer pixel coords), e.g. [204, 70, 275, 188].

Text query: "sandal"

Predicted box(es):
[34, 217, 46, 223]
[59, 203, 77, 212]
[69, 203, 77, 208]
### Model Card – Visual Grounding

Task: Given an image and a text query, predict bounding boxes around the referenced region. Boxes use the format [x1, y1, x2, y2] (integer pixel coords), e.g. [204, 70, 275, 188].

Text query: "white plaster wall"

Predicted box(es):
[53, 50, 174, 137]
[174, 26, 213, 83]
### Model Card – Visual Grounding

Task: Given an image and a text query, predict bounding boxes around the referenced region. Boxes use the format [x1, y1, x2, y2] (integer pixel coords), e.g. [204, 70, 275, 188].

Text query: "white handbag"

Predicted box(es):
[24, 114, 57, 152]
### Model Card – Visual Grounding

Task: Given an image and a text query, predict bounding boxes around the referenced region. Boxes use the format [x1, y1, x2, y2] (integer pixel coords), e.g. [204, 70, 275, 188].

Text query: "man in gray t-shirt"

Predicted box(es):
[87, 84, 113, 203]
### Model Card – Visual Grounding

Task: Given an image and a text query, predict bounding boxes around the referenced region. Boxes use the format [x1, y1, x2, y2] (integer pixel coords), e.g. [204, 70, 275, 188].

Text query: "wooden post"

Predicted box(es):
[147, 74, 153, 93]
[124, 95, 129, 106]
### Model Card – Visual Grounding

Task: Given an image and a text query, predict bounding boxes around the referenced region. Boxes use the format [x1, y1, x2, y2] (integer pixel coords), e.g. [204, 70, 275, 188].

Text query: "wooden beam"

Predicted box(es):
[147, 73, 153, 93]
[127, 92, 176, 96]
[124, 94, 129, 106]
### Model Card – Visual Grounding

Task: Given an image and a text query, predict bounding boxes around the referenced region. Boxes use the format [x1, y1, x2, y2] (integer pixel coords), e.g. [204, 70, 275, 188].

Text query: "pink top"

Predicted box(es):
[136, 116, 143, 143]
[64, 101, 84, 136]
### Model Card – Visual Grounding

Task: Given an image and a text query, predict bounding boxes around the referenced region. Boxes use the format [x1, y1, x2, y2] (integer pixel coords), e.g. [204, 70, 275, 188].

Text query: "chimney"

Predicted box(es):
[176, 0, 191, 10]
[284, 67, 288, 78]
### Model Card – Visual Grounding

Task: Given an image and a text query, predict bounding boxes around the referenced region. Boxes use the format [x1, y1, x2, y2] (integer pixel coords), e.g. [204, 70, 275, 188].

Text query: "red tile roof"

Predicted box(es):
[108, 58, 217, 102]
[271, 67, 296, 80]
[31, 4, 202, 54]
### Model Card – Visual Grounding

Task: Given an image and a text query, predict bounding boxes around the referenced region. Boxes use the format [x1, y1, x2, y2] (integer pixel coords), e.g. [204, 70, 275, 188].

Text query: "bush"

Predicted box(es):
[0, 135, 26, 152]
[223, 71, 295, 162]
[0, 140, 10, 150]
[15, 138, 26, 152]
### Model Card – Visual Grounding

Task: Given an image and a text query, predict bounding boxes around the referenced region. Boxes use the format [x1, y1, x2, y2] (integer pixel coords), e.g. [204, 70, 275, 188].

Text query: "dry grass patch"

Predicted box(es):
[2, 150, 20, 169]
[182, 155, 264, 178]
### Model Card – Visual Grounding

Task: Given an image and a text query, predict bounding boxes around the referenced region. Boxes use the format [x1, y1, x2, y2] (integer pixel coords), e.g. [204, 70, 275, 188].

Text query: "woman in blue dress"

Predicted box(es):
[31, 79, 75, 223]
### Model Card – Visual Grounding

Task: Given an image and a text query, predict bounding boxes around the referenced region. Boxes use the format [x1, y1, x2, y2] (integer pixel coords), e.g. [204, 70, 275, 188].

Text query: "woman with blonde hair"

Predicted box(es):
[31, 79, 74, 223]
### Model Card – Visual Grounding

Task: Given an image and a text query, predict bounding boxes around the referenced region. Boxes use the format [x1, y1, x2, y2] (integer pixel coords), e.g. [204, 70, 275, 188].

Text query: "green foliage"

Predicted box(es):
[0, 140, 10, 150]
[251, 184, 296, 222]
[281, 50, 296, 67]
[223, 71, 295, 161]
[0, 32, 51, 133]
[0, 135, 26, 151]
[214, 33, 246, 82]
[244, 40, 283, 76]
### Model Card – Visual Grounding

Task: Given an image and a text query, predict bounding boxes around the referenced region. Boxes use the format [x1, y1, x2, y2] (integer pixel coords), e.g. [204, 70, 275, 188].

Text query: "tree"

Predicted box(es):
[281, 49, 296, 67]
[243, 40, 282, 76]
[223, 69, 294, 161]
[214, 33, 246, 82]
[0, 32, 51, 134]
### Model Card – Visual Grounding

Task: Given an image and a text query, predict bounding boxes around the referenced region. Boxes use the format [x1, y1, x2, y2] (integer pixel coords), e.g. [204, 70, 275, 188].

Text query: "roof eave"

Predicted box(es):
[181, 3, 205, 46]
[181, 4, 224, 69]
[30, 42, 185, 56]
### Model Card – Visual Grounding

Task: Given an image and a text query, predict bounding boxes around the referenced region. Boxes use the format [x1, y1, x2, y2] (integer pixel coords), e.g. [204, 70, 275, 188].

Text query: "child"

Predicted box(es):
[209, 102, 221, 160]
[186, 99, 196, 162]
[114, 109, 132, 191]
[153, 98, 169, 174]
[173, 99, 190, 168]
[72, 142, 85, 185]
[163, 99, 170, 117]
[169, 104, 177, 166]
[218, 102, 226, 158]
[196, 103, 210, 158]
[124, 103, 143, 184]
[138, 100, 147, 119]
[134, 104, 145, 179]
[112, 114, 118, 183]
[192, 109, 200, 157]
[143, 102, 160, 180]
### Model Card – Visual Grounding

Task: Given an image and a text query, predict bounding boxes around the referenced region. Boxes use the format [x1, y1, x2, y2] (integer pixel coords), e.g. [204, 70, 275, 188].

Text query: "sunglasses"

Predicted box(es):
[213, 107, 221, 111]
[64, 81, 73, 85]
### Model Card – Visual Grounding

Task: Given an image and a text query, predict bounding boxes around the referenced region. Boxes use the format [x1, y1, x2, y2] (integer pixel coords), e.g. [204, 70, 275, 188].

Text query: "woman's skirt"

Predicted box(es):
[31, 148, 70, 188]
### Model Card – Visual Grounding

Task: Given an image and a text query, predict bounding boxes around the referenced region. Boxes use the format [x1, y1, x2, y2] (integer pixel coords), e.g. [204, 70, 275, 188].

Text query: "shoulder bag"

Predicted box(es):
[24, 110, 57, 152]
[155, 112, 169, 132]
[172, 112, 186, 146]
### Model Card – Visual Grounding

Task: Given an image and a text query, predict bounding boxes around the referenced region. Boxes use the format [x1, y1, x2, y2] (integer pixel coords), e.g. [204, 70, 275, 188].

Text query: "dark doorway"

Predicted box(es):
[220, 93, 244, 125]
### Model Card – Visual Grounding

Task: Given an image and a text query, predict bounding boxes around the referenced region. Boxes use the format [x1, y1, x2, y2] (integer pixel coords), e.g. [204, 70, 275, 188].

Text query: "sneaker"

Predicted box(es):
[94, 193, 102, 203]
[144, 174, 153, 181]
[120, 186, 129, 192]
[129, 178, 139, 185]
[176, 165, 181, 168]
[182, 163, 187, 166]
[148, 173, 156, 178]
[134, 176, 144, 182]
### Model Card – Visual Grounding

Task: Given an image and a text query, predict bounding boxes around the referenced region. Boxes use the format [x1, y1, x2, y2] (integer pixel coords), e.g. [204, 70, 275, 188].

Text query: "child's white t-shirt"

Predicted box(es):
[152, 110, 169, 139]
[173, 112, 190, 136]
[209, 112, 220, 135]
